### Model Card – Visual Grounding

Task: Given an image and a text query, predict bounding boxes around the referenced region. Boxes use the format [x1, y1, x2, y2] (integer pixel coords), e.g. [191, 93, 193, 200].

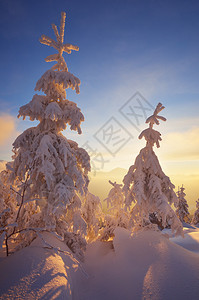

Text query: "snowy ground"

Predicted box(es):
[1, 225, 199, 300]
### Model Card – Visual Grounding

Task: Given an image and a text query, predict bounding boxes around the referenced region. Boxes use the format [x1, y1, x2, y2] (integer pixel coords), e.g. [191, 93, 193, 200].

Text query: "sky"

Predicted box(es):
[0, 0, 199, 209]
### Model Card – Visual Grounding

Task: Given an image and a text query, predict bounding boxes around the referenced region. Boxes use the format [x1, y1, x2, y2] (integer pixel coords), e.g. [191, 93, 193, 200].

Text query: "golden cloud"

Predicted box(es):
[0, 114, 17, 146]
[159, 127, 199, 160]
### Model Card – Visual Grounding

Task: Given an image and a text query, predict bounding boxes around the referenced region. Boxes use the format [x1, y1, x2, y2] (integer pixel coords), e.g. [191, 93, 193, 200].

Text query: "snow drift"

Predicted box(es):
[0, 232, 84, 299]
[76, 228, 199, 300]
[1, 228, 199, 299]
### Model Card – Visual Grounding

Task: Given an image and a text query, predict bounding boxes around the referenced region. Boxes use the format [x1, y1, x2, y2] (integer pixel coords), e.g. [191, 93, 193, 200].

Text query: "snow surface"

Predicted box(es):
[1, 227, 199, 299]
[0, 232, 84, 299]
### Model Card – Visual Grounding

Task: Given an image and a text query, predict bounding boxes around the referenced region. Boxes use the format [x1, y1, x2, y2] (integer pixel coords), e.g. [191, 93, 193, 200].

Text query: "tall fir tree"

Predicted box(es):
[176, 185, 190, 223]
[123, 103, 183, 235]
[0, 12, 90, 259]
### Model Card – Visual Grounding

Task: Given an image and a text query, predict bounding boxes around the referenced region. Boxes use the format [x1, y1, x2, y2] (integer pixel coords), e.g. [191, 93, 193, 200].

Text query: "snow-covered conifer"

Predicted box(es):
[100, 181, 129, 241]
[176, 185, 190, 223]
[1, 12, 90, 258]
[192, 199, 199, 225]
[123, 103, 183, 236]
[82, 192, 102, 240]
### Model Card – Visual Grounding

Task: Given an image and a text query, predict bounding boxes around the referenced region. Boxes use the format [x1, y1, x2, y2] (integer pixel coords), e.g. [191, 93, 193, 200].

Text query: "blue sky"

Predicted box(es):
[0, 0, 199, 204]
[1, 0, 199, 115]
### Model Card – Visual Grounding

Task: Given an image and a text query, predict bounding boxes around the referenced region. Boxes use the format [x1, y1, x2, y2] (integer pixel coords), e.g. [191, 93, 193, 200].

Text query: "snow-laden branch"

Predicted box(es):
[39, 11, 79, 72]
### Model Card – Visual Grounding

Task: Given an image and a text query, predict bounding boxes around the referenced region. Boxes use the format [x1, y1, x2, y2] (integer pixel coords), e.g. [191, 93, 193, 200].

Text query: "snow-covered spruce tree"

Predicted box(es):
[99, 181, 129, 241]
[192, 199, 199, 225]
[82, 192, 102, 241]
[176, 185, 190, 223]
[123, 103, 183, 236]
[2, 12, 90, 259]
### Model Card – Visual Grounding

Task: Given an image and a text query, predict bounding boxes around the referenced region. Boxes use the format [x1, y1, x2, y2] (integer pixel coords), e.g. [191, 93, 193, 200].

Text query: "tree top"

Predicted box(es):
[39, 12, 79, 72]
[139, 103, 167, 148]
[146, 103, 166, 128]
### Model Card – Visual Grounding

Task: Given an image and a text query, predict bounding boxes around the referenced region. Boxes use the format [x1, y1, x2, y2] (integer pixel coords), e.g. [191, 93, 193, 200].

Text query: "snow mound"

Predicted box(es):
[77, 227, 199, 300]
[0, 232, 83, 300]
[171, 229, 199, 254]
[1, 229, 199, 299]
